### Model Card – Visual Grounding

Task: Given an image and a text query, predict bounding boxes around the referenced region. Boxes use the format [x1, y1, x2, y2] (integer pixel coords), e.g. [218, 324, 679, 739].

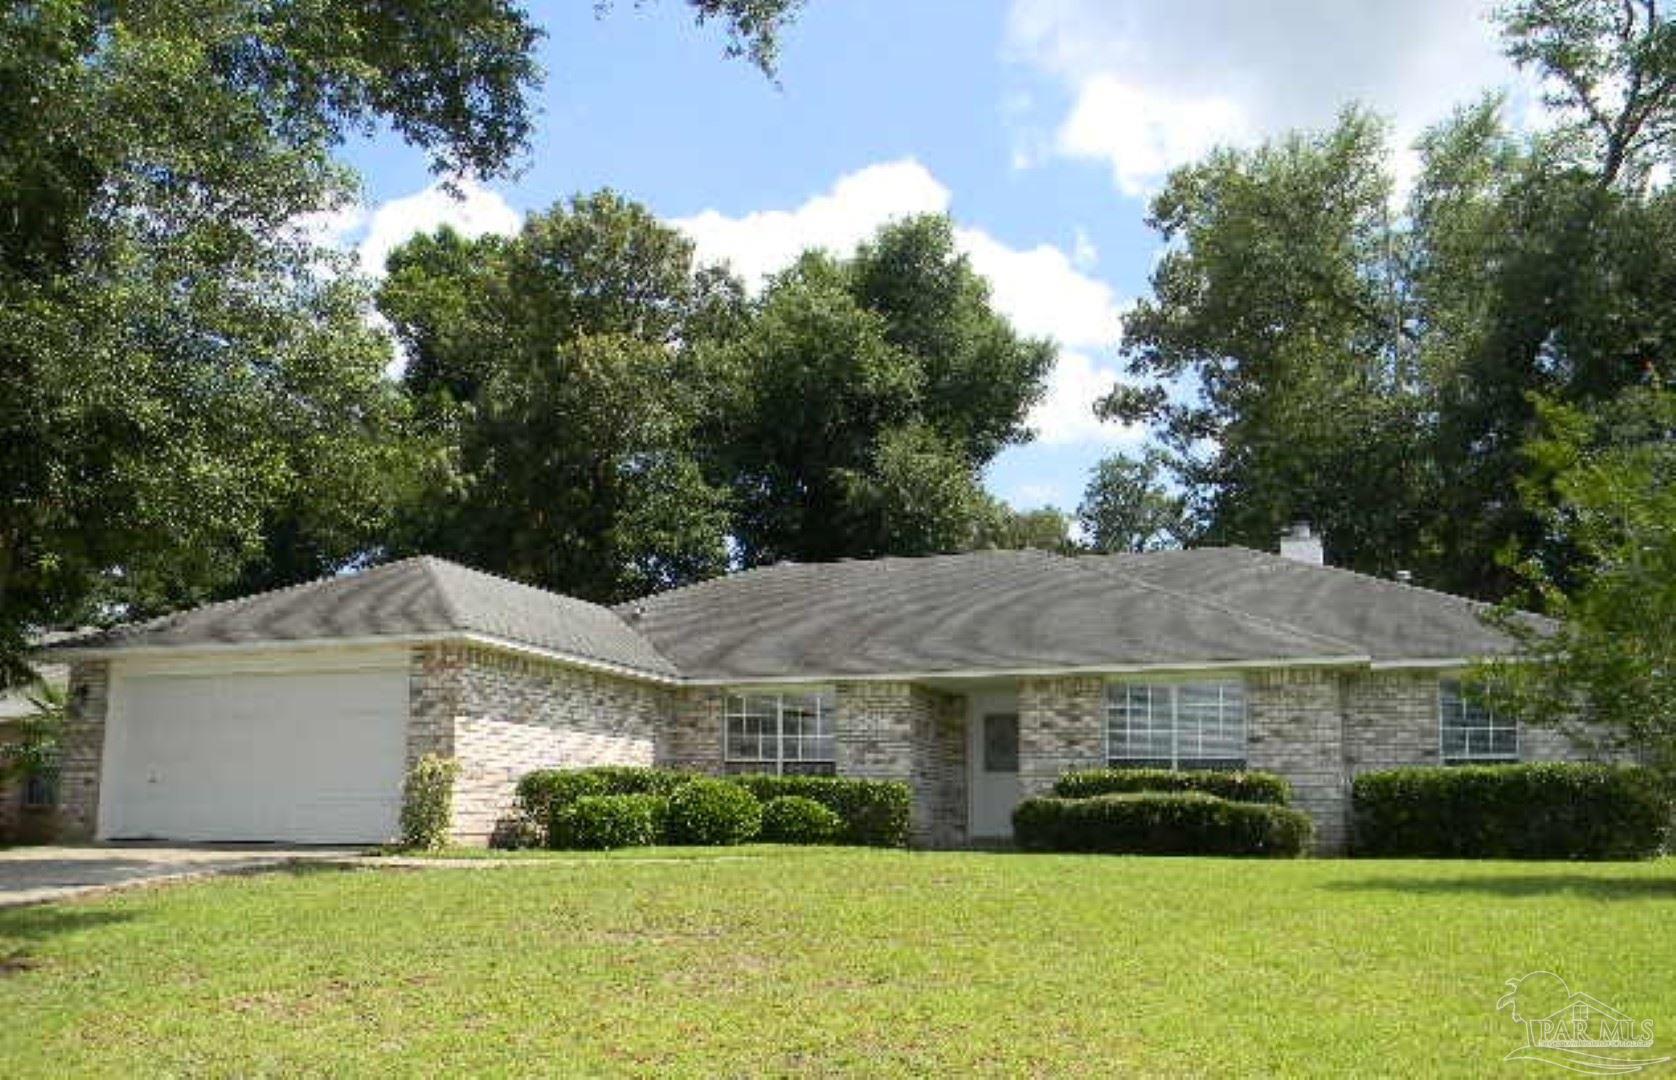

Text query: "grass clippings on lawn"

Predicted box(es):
[1, 849, 1673, 1076]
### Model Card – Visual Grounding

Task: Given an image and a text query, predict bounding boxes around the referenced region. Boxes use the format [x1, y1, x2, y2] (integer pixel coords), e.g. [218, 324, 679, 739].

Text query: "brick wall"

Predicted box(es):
[1017, 676, 1104, 798]
[834, 681, 966, 847]
[661, 687, 726, 772]
[56, 661, 109, 841]
[416, 645, 669, 844]
[1247, 668, 1348, 853]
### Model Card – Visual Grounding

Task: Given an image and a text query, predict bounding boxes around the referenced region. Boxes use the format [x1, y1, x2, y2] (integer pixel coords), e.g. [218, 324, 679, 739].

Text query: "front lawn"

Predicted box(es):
[2, 851, 1673, 1076]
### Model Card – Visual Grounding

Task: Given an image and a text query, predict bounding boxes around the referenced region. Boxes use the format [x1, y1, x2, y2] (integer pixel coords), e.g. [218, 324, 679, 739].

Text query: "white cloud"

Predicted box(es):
[673, 160, 951, 288]
[303, 179, 522, 278]
[1056, 76, 1252, 198]
[1027, 350, 1144, 447]
[672, 160, 1137, 446]
[1071, 226, 1097, 270]
[954, 227, 1121, 351]
[352, 179, 522, 277]
[1008, 0, 1529, 197]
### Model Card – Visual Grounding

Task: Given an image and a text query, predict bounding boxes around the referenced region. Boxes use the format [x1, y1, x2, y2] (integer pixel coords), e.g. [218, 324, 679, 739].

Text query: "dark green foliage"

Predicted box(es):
[1013, 792, 1313, 857]
[1351, 763, 1672, 859]
[399, 755, 462, 851]
[1052, 768, 1293, 805]
[379, 194, 737, 603]
[515, 766, 695, 845]
[724, 216, 1055, 566]
[726, 774, 912, 847]
[665, 779, 762, 846]
[551, 794, 669, 850]
[758, 796, 844, 845]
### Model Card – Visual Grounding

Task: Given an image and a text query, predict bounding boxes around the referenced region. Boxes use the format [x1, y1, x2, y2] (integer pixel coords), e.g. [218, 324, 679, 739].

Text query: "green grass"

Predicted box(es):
[2, 851, 1674, 1076]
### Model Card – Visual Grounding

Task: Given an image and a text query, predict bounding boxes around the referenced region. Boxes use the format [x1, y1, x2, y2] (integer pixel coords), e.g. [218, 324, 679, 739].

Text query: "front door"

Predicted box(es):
[969, 711, 1020, 838]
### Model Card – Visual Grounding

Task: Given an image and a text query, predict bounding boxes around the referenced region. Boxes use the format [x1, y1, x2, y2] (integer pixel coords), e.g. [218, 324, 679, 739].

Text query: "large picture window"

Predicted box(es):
[724, 690, 836, 776]
[1439, 679, 1517, 763]
[1106, 681, 1247, 770]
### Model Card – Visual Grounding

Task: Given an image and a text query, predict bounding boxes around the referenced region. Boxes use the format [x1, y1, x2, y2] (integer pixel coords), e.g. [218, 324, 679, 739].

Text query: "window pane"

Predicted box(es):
[1439, 679, 1517, 762]
[1108, 681, 1246, 769]
[1107, 684, 1172, 763]
[1177, 681, 1246, 767]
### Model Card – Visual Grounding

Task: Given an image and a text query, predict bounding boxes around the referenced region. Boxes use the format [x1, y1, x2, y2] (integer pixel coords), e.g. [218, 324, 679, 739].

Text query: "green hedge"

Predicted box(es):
[1053, 767, 1292, 805]
[666, 779, 762, 846]
[1013, 792, 1313, 857]
[759, 796, 844, 845]
[515, 767, 911, 848]
[552, 794, 669, 850]
[516, 767, 694, 847]
[727, 774, 911, 847]
[1352, 763, 1672, 859]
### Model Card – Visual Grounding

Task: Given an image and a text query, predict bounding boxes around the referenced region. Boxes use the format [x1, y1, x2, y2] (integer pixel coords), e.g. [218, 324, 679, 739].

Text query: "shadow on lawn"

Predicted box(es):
[1326, 872, 1676, 901]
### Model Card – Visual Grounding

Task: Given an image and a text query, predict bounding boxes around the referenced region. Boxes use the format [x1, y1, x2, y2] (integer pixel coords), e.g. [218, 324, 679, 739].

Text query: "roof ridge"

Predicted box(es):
[416, 557, 470, 631]
[1070, 551, 1368, 656]
[1220, 546, 1531, 618]
[425, 558, 685, 677]
[617, 548, 1052, 613]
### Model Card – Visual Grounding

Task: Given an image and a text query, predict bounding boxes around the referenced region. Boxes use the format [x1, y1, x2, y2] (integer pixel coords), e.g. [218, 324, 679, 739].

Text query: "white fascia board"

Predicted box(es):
[681, 654, 1373, 687]
[1367, 657, 1474, 671]
[50, 632, 682, 687]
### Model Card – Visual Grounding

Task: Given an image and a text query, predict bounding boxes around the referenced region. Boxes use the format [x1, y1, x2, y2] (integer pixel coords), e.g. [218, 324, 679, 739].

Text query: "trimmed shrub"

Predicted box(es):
[552, 794, 669, 850]
[1013, 792, 1313, 857]
[759, 796, 844, 845]
[1053, 767, 1292, 806]
[727, 774, 911, 847]
[516, 766, 696, 847]
[1352, 762, 1671, 859]
[399, 754, 461, 851]
[666, 779, 762, 846]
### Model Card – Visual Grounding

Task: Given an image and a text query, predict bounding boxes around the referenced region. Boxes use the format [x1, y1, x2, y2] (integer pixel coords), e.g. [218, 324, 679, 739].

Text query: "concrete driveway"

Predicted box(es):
[0, 845, 363, 908]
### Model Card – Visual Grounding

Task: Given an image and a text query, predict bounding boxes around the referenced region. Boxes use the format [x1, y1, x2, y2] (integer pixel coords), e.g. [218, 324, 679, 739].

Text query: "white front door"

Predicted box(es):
[100, 666, 409, 843]
[969, 704, 1021, 839]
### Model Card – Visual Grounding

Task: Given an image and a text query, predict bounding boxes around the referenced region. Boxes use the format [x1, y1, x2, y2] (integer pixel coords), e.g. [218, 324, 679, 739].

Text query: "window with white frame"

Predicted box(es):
[724, 690, 836, 775]
[1106, 681, 1247, 770]
[1439, 679, 1517, 763]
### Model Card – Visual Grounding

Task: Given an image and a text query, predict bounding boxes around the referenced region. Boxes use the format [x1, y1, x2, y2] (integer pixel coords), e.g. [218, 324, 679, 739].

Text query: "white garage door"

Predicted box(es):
[101, 666, 409, 843]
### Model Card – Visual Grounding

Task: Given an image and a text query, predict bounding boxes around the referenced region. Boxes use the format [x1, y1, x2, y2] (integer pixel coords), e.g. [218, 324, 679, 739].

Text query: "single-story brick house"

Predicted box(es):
[41, 529, 1587, 851]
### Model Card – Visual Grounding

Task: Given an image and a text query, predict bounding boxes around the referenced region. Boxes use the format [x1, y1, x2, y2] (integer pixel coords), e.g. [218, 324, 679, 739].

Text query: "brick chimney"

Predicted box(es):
[1279, 521, 1324, 566]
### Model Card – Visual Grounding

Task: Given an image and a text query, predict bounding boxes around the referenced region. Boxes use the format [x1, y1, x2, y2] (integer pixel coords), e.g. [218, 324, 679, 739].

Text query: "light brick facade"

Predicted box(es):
[413, 644, 669, 843]
[833, 682, 966, 847]
[55, 661, 109, 841]
[1017, 676, 1105, 799]
[53, 647, 1609, 852]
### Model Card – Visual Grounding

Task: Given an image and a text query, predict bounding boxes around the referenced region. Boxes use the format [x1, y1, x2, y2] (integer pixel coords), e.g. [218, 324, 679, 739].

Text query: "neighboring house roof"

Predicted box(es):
[615, 549, 1367, 681]
[43, 548, 1535, 683]
[47, 557, 680, 680]
[1084, 547, 1549, 664]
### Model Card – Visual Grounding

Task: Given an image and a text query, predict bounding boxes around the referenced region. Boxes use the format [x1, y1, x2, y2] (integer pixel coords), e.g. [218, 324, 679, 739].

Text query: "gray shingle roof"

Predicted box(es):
[52, 557, 680, 679]
[50, 548, 1534, 682]
[1085, 547, 1543, 663]
[615, 549, 1367, 681]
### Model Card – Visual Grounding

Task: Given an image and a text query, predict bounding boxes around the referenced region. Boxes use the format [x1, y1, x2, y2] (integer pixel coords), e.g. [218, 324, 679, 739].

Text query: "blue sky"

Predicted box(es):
[329, 0, 1526, 516]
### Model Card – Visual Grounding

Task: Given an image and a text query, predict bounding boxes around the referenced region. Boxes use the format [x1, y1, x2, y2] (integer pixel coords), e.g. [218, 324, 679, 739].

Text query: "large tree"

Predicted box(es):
[1102, 0, 1676, 599]
[1, 1, 803, 679]
[377, 194, 741, 602]
[1099, 109, 1428, 575]
[1078, 449, 1189, 554]
[1478, 382, 1676, 769]
[725, 216, 1055, 565]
